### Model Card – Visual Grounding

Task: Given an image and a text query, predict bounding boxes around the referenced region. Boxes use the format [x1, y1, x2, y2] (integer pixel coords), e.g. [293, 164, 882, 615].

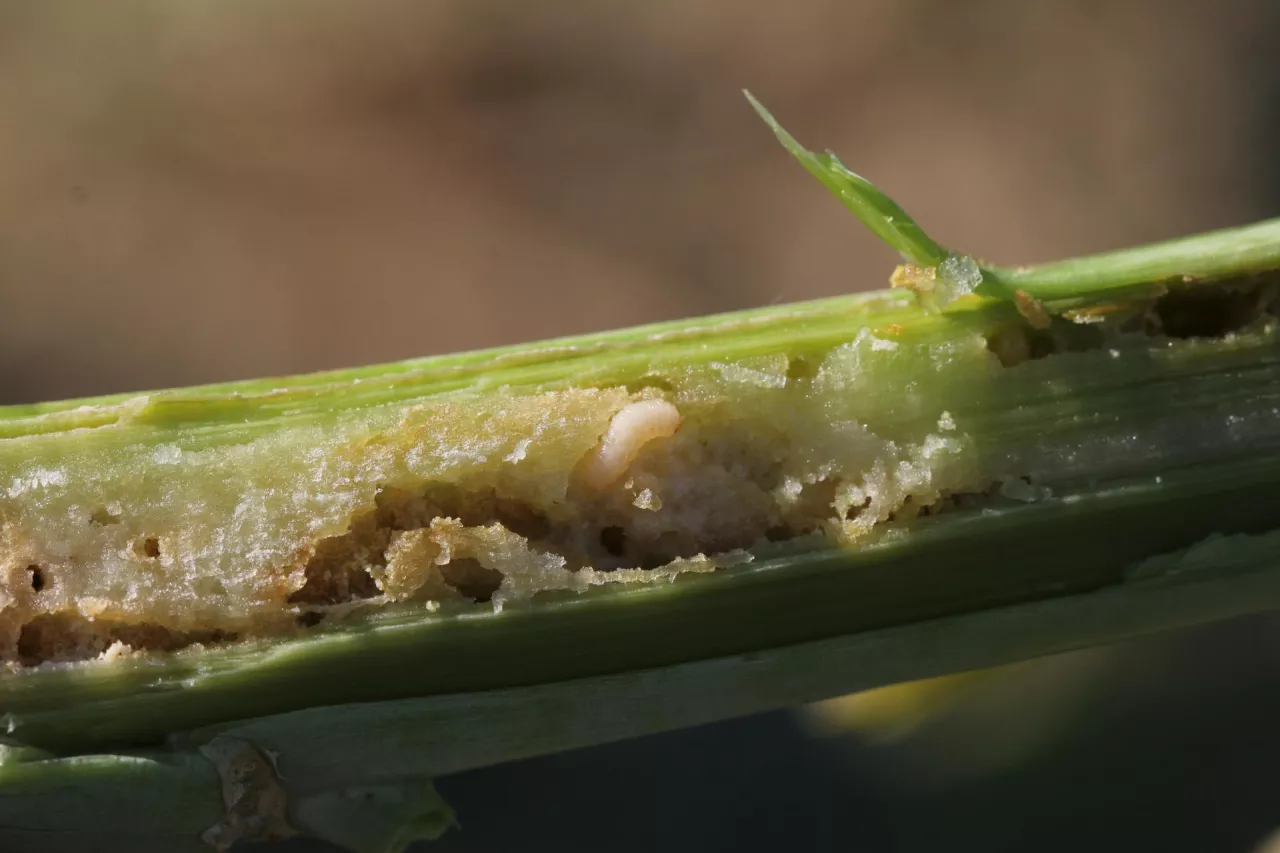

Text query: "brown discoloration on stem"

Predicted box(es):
[199, 736, 296, 851]
[1014, 290, 1052, 330]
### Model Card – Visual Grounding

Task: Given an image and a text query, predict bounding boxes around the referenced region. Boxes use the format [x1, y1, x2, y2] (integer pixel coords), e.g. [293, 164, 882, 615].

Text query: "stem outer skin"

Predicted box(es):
[3, 537, 1278, 850]
[6, 105, 1280, 849]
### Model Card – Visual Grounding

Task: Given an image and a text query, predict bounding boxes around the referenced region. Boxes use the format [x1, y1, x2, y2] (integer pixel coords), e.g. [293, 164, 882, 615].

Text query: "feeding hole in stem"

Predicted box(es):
[764, 525, 796, 542]
[1153, 287, 1272, 339]
[622, 375, 674, 394]
[439, 558, 504, 603]
[28, 565, 45, 593]
[296, 611, 325, 628]
[89, 507, 121, 526]
[987, 276, 1280, 368]
[786, 355, 819, 383]
[135, 536, 161, 559]
[15, 613, 238, 666]
[600, 525, 627, 557]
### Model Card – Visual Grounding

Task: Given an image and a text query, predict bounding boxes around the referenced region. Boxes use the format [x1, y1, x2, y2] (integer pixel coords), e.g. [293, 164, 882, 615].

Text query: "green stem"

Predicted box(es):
[4, 527, 1279, 849]
[5, 97, 1280, 851]
[5, 450, 1280, 756]
[0, 751, 221, 853]
[747, 91, 1280, 306]
[984, 217, 1280, 302]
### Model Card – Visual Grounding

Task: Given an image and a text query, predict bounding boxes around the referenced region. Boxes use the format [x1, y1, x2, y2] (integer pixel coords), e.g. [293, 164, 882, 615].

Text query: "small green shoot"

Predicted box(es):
[745, 90, 986, 309]
[744, 90, 947, 267]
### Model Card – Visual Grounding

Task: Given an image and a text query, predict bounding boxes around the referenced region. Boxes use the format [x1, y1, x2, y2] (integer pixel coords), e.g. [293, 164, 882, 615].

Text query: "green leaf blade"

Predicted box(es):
[745, 90, 949, 266]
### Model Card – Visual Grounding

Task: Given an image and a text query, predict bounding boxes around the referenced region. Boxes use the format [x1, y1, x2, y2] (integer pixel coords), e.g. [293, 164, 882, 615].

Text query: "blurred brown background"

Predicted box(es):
[4, 2, 1280, 851]
[2, 1, 1276, 401]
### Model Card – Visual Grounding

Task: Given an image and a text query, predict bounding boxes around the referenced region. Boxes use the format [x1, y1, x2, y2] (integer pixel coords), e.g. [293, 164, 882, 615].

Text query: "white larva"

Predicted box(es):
[580, 400, 682, 489]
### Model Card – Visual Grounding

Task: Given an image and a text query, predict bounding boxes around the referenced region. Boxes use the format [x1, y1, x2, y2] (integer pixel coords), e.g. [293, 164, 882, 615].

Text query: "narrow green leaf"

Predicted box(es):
[745, 90, 948, 266]
[746, 90, 991, 308]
